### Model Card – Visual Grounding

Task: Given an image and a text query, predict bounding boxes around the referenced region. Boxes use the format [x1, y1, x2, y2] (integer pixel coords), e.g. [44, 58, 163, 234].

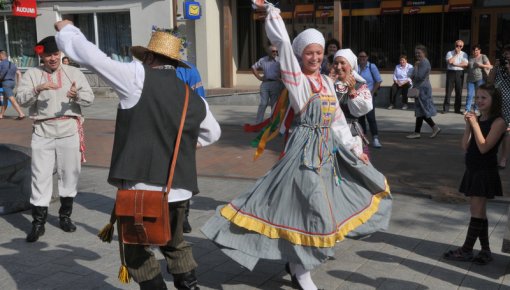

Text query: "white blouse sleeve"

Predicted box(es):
[56, 24, 144, 109]
[346, 83, 373, 117]
[263, 5, 308, 112]
[197, 99, 221, 147]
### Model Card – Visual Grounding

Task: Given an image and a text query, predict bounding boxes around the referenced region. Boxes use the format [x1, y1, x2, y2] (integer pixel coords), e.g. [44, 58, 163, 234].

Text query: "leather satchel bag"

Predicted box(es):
[114, 86, 189, 246]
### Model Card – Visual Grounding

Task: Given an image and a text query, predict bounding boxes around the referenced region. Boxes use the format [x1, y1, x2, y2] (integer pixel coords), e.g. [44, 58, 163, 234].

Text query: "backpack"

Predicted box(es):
[0, 61, 16, 81]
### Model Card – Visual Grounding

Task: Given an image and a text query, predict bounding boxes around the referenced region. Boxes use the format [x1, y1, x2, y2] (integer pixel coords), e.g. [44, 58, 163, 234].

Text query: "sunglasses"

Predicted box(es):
[456, 45, 463, 48]
[272, 50, 278, 53]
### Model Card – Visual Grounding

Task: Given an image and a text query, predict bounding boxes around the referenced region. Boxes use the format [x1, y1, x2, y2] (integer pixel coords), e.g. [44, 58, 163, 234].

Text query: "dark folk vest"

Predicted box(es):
[108, 66, 206, 193]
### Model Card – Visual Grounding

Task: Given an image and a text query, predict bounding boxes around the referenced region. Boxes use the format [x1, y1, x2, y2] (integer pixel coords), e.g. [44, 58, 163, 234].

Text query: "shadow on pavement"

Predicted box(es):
[328, 270, 428, 289]
[0, 238, 119, 290]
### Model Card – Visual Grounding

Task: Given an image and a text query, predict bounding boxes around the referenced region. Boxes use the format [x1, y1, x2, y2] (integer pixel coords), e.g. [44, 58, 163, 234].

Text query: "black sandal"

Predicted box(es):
[473, 250, 493, 265]
[443, 248, 473, 262]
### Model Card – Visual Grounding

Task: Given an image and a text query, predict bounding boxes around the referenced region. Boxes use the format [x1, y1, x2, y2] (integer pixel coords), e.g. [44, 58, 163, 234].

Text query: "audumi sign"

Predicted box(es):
[12, 0, 37, 18]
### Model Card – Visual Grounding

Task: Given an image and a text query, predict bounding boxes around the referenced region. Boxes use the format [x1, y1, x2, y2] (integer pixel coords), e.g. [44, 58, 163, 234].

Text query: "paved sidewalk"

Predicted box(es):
[1, 98, 510, 289]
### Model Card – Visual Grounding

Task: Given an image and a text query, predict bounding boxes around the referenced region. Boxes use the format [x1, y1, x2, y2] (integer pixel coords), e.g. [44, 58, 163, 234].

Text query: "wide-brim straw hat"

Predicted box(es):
[130, 31, 190, 68]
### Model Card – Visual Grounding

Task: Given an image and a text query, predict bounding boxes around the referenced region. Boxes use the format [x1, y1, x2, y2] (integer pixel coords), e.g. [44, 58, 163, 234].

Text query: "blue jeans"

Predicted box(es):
[466, 79, 484, 112]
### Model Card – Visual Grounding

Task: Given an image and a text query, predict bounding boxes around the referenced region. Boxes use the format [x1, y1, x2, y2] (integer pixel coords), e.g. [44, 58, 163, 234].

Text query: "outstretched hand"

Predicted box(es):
[67, 81, 78, 99]
[54, 20, 73, 32]
[358, 153, 369, 165]
[36, 82, 59, 93]
[251, 0, 265, 9]
[464, 112, 478, 127]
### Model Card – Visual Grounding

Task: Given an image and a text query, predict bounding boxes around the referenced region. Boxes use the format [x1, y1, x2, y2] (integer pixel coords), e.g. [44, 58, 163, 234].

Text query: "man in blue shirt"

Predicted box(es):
[251, 45, 283, 123]
[0, 50, 25, 119]
[177, 61, 206, 99]
[176, 60, 205, 234]
[357, 50, 382, 148]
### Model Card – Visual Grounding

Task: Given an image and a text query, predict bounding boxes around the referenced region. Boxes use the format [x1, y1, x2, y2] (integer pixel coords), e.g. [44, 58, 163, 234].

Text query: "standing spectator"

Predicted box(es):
[357, 50, 383, 148]
[320, 38, 340, 75]
[443, 40, 468, 114]
[251, 45, 283, 124]
[56, 20, 221, 289]
[0, 50, 25, 120]
[388, 55, 413, 110]
[443, 84, 506, 265]
[465, 45, 492, 114]
[407, 45, 441, 139]
[176, 60, 206, 234]
[16, 36, 95, 242]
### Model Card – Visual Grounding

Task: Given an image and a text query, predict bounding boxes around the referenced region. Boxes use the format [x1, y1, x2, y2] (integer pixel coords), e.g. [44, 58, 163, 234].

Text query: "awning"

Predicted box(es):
[12, 0, 37, 18]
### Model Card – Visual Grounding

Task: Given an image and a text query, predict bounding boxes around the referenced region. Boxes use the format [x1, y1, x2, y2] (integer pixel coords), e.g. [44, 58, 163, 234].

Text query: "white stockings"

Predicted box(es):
[289, 263, 318, 290]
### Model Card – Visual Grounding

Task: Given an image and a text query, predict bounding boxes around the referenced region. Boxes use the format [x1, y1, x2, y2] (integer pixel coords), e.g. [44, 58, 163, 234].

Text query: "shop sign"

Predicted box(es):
[184, 1, 201, 20]
[403, 0, 445, 6]
[12, 0, 37, 18]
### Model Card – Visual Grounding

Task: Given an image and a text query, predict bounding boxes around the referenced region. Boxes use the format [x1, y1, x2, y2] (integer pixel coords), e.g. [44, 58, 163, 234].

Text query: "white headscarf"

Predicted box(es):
[292, 29, 325, 58]
[334, 49, 366, 83]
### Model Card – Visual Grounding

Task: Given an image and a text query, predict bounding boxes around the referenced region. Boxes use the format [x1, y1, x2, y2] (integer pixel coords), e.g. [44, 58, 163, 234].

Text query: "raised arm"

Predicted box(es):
[55, 21, 143, 107]
[347, 83, 372, 117]
[262, 5, 307, 111]
[467, 114, 507, 154]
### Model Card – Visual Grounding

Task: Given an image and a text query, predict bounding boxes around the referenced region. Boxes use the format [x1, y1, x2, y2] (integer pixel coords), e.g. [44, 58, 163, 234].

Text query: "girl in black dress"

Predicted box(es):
[443, 84, 507, 265]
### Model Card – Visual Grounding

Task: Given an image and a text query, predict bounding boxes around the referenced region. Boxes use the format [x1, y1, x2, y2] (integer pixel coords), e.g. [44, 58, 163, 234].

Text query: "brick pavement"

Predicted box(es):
[1, 99, 510, 289]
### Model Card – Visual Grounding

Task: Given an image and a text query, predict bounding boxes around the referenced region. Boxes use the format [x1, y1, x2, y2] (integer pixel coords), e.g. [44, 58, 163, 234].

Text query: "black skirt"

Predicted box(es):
[459, 168, 502, 199]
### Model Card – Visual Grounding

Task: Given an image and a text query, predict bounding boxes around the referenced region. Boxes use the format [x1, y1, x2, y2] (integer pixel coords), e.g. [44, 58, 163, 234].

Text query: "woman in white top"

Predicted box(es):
[388, 55, 413, 110]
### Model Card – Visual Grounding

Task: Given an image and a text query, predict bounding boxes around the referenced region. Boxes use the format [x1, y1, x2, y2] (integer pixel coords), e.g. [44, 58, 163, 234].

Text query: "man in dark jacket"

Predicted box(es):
[55, 20, 221, 290]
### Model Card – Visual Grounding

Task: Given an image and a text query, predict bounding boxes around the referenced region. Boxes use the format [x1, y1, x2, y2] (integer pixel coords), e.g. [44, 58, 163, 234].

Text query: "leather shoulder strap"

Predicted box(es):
[165, 85, 189, 194]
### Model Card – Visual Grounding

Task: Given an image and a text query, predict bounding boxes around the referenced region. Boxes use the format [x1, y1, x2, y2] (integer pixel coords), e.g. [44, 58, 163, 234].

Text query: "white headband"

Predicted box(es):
[292, 29, 325, 57]
[334, 48, 366, 83]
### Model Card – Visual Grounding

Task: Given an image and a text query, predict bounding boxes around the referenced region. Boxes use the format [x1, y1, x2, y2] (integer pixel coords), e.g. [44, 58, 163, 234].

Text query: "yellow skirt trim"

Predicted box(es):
[220, 180, 391, 248]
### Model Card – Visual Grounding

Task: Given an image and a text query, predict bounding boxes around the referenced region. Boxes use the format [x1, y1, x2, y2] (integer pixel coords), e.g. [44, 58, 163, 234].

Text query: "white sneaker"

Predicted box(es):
[406, 133, 421, 139]
[387, 105, 394, 110]
[402, 104, 408, 110]
[372, 137, 382, 148]
[430, 126, 441, 138]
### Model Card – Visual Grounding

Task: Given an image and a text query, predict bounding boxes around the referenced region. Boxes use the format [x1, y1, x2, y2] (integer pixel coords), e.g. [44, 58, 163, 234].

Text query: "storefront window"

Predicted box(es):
[62, 11, 132, 62]
[348, 14, 401, 69]
[237, 1, 473, 71]
[0, 15, 37, 68]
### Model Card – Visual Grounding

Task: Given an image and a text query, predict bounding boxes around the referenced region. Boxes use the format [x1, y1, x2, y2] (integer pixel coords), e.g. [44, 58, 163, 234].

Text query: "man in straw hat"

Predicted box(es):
[16, 35, 94, 243]
[55, 20, 221, 290]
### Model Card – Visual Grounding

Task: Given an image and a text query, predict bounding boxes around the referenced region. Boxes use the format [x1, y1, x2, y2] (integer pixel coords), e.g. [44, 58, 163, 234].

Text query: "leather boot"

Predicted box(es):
[173, 270, 200, 290]
[59, 197, 77, 232]
[26, 206, 48, 242]
[139, 273, 167, 290]
[183, 201, 192, 233]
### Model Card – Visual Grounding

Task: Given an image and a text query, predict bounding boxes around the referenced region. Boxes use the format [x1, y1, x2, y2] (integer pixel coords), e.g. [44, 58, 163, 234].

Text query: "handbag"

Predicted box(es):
[114, 85, 189, 245]
[407, 87, 419, 98]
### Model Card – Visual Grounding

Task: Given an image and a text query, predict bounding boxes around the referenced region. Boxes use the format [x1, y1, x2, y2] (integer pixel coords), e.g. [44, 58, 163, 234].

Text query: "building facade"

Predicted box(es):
[2, 0, 509, 90]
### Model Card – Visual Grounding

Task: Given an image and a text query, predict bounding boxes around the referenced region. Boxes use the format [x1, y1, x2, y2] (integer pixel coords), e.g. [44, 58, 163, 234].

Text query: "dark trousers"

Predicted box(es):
[389, 83, 409, 106]
[414, 117, 436, 133]
[123, 200, 198, 283]
[359, 96, 379, 137]
[444, 70, 464, 112]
